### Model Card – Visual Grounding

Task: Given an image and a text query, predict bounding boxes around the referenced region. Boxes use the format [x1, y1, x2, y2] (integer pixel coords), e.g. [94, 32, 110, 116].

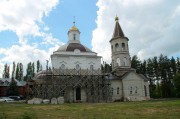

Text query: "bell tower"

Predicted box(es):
[110, 16, 131, 71]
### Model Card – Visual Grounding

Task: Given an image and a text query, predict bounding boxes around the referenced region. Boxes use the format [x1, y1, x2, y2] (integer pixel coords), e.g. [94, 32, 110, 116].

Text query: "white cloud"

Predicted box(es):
[92, 0, 180, 63]
[0, 43, 61, 78]
[0, 0, 61, 78]
[0, 0, 59, 44]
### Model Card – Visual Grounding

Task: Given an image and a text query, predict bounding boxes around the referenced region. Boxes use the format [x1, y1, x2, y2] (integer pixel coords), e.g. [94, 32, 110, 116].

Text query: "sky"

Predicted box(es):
[0, 0, 180, 78]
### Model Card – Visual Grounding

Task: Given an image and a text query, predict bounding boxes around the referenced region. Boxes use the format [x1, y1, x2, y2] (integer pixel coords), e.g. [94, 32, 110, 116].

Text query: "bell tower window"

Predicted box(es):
[115, 43, 119, 51]
[122, 43, 125, 50]
[73, 34, 76, 40]
[116, 58, 121, 66]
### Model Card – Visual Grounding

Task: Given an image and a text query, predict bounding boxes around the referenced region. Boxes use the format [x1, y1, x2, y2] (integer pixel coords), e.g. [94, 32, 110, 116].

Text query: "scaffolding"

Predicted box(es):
[29, 68, 112, 103]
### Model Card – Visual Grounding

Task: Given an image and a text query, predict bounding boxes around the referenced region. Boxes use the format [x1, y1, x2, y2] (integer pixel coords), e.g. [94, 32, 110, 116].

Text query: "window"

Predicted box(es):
[130, 87, 132, 94]
[61, 90, 65, 96]
[144, 85, 147, 96]
[90, 65, 93, 71]
[115, 43, 119, 51]
[111, 88, 114, 95]
[117, 87, 119, 94]
[116, 58, 121, 66]
[76, 64, 80, 70]
[61, 64, 65, 70]
[123, 57, 127, 66]
[73, 34, 76, 40]
[135, 86, 138, 94]
[122, 43, 125, 50]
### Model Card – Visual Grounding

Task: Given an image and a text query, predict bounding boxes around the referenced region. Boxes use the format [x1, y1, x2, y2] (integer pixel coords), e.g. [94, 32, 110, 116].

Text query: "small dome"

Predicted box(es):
[115, 16, 119, 21]
[35, 70, 52, 79]
[56, 43, 92, 52]
[69, 26, 79, 32]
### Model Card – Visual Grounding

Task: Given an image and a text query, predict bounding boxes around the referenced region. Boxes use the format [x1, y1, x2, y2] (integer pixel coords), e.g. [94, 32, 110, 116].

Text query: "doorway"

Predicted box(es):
[76, 87, 81, 100]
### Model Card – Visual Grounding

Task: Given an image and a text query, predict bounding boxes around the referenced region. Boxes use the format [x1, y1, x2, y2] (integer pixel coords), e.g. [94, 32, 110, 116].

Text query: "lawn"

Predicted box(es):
[0, 100, 180, 119]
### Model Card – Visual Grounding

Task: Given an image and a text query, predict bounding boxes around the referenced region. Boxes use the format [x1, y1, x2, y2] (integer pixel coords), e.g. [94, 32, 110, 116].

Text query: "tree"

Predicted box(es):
[101, 62, 112, 73]
[19, 63, 23, 80]
[177, 57, 180, 73]
[173, 73, 180, 97]
[139, 60, 147, 76]
[6, 78, 18, 96]
[3, 64, 10, 78]
[131, 55, 141, 73]
[170, 56, 177, 76]
[32, 62, 35, 77]
[37, 60, 40, 73]
[15, 63, 20, 80]
[26, 62, 32, 81]
[12, 61, 16, 78]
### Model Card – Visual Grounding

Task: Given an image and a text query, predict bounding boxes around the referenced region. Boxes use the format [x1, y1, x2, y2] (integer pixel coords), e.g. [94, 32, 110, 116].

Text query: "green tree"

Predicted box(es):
[131, 55, 141, 73]
[32, 62, 35, 77]
[140, 60, 147, 76]
[19, 63, 23, 81]
[177, 57, 180, 73]
[3, 64, 10, 78]
[37, 60, 40, 73]
[15, 63, 20, 80]
[101, 62, 112, 73]
[26, 62, 32, 81]
[12, 61, 16, 78]
[7, 78, 18, 96]
[173, 73, 180, 97]
[170, 57, 177, 76]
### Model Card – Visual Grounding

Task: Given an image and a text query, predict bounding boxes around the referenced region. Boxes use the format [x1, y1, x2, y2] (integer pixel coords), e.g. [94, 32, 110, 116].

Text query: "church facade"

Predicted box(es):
[33, 16, 150, 102]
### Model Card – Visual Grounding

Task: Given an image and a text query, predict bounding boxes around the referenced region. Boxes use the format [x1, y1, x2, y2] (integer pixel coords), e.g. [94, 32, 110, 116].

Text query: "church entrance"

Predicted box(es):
[76, 87, 81, 100]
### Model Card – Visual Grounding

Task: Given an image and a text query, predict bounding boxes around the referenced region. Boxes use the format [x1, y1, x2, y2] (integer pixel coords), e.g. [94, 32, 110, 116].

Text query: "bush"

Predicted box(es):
[19, 112, 37, 119]
[0, 113, 7, 119]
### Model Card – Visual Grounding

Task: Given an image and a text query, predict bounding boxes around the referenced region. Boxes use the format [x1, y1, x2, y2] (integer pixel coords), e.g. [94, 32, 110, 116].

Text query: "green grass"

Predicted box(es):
[0, 100, 180, 119]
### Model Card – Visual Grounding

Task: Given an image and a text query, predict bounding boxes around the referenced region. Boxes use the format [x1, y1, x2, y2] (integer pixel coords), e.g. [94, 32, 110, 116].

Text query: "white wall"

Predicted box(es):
[122, 72, 147, 101]
[51, 54, 101, 70]
[111, 80, 123, 101]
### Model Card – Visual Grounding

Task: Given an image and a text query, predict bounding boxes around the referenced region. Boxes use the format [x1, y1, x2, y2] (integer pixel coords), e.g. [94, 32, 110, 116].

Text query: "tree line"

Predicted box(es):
[2, 60, 43, 81]
[131, 54, 180, 98]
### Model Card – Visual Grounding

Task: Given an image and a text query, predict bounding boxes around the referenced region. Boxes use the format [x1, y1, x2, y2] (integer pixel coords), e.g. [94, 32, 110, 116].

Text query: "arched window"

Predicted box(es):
[122, 43, 125, 50]
[116, 58, 121, 66]
[76, 64, 80, 70]
[61, 64, 65, 70]
[73, 34, 76, 40]
[117, 87, 119, 94]
[90, 65, 93, 71]
[115, 43, 119, 51]
[111, 45, 113, 52]
[123, 57, 127, 66]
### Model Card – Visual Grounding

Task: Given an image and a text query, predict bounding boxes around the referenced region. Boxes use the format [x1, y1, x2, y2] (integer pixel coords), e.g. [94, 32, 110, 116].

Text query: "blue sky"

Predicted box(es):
[42, 0, 98, 48]
[0, 0, 180, 78]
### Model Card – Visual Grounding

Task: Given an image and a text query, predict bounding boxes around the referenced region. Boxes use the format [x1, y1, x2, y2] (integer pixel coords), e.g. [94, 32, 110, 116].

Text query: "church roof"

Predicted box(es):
[57, 43, 92, 52]
[112, 16, 125, 38]
[67, 43, 86, 52]
[69, 26, 79, 32]
[0, 78, 26, 86]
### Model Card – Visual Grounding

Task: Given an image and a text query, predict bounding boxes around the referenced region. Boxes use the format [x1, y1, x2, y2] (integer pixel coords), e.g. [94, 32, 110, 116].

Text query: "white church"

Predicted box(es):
[34, 16, 150, 102]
